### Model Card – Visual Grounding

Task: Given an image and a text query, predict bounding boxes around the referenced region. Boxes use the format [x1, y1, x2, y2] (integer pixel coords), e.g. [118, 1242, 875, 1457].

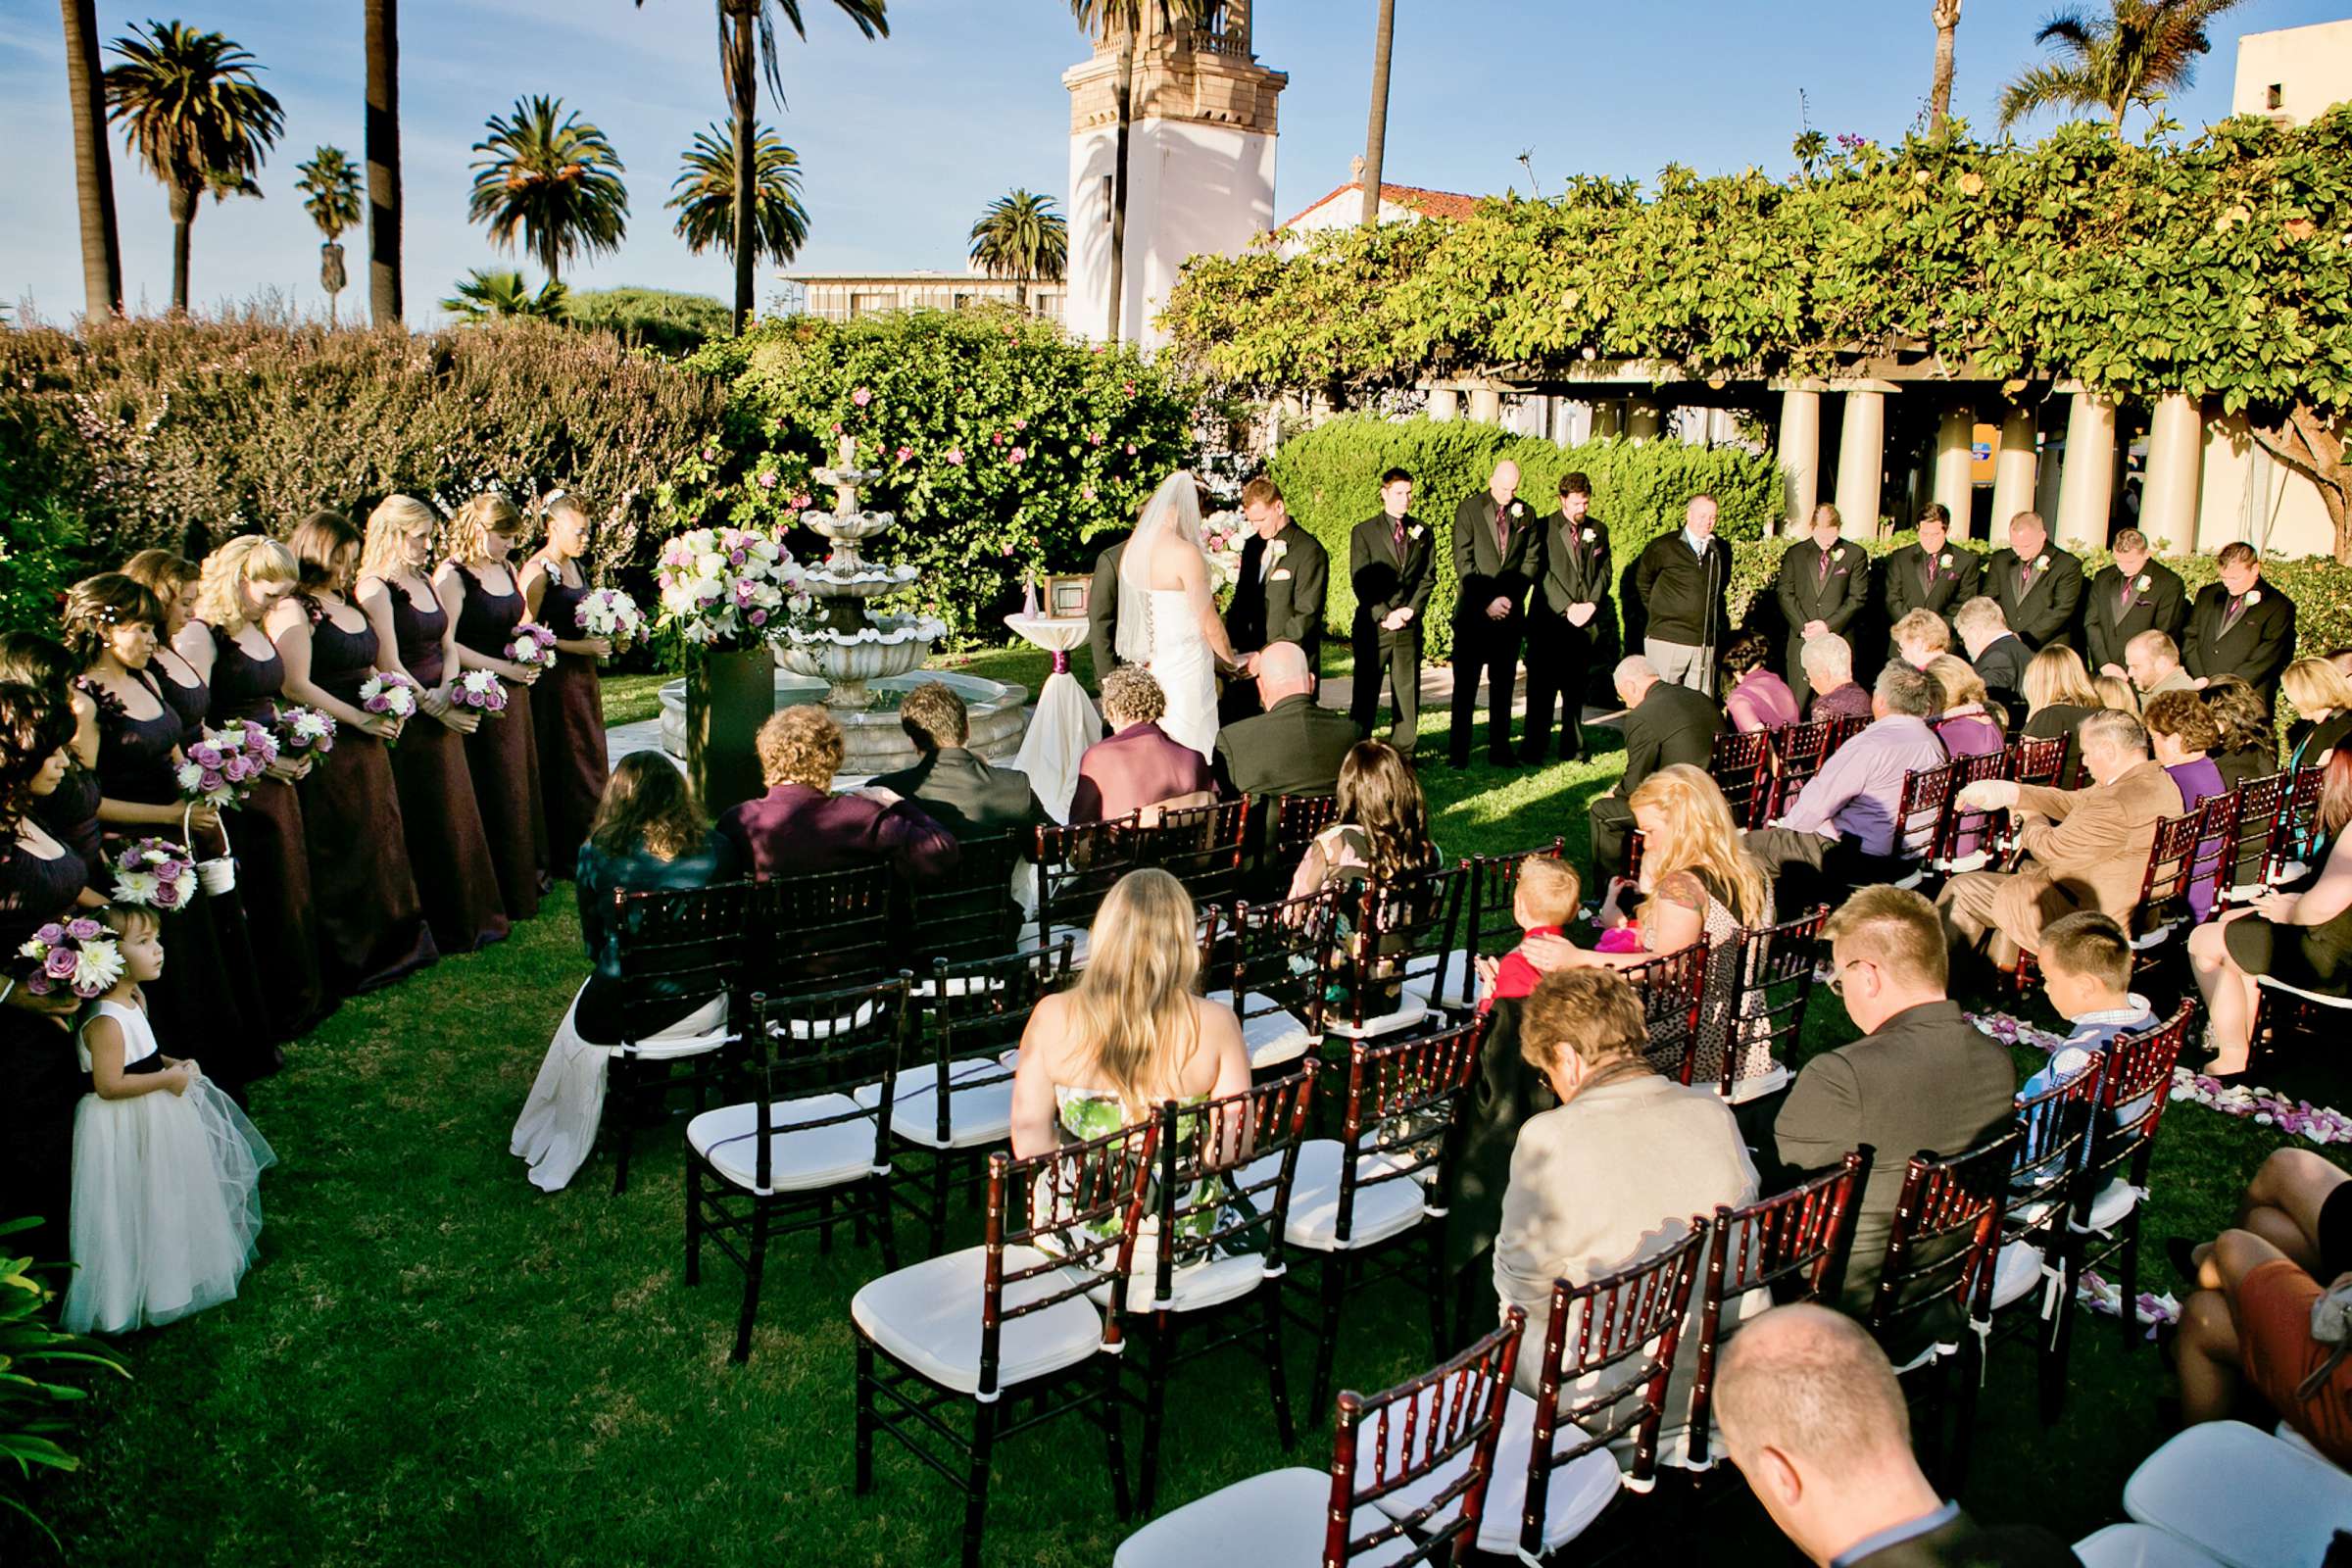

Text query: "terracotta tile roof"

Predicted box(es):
[1278, 181, 1480, 229]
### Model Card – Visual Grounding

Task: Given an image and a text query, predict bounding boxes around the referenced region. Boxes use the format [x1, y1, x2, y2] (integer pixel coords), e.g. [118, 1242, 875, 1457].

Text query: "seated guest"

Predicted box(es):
[1922, 656, 2004, 758]
[2188, 748, 2352, 1079]
[1888, 608, 1953, 671]
[2175, 1227, 2352, 1472]
[1775, 886, 2016, 1310]
[2127, 629, 2196, 701]
[510, 752, 741, 1192]
[2281, 657, 2352, 773]
[1715, 1304, 2082, 1568]
[2094, 674, 2140, 714]
[1287, 739, 1441, 902]
[2173, 1149, 2351, 1300]
[1494, 966, 1757, 1420]
[1068, 666, 1217, 824]
[1474, 855, 1581, 1015]
[2019, 644, 2102, 748]
[1939, 710, 2183, 972]
[2144, 689, 2227, 811]
[718, 707, 959, 881]
[1746, 662, 1948, 886]
[2204, 673, 2278, 793]
[1215, 640, 1357, 800]
[2019, 910, 2158, 1100]
[1589, 655, 1723, 879]
[1954, 596, 2029, 718]
[867, 679, 1045, 841]
[1722, 631, 1799, 734]
[1802, 634, 1874, 726]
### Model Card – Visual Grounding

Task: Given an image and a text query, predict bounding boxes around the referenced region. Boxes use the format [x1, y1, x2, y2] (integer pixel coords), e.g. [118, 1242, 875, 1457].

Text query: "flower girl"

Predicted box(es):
[61, 904, 275, 1335]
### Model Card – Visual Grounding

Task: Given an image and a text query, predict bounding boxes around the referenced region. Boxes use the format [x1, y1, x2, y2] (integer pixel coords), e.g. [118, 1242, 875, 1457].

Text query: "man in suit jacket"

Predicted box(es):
[717, 707, 961, 882]
[1879, 503, 1984, 633]
[1588, 655, 1724, 878]
[1448, 459, 1539, 766]
[1085, 534, 1127, 698]
[1774, 503, 1872, 706]
[2084, 527, 2188, 680]
[1954, 596, 2030, 717]
[1773, 887, 2018, 1313]
[1216, 642, 1358, 801]
[1937, 710, 2184, 971]
[1984, 511, 2084, 652]
[1522, 469, 1615, 764]
[1221, 475, 1329, 723]
[2183, 541, 2298, 708]
[1631, 494, 1734, 695]
[1348, 466, 1435, 754]
[866, 681, 1046, 842]
[1068, 666, 1218, 823]
[1717, 1304, 2081, 1568]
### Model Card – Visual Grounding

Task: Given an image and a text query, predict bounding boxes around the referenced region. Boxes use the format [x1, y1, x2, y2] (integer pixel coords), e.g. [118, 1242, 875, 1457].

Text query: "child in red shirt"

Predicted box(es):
[1477, 856, 1583, 1014]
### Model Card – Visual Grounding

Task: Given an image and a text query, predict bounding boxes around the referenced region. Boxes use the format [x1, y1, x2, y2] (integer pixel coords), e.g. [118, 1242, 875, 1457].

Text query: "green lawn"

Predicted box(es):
[12, 653, 2347, 1566]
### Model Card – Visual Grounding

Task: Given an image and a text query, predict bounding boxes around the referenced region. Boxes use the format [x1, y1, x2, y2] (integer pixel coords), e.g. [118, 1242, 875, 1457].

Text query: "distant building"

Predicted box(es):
[1279, 180, 1479, 246]
[2233, 19, 2352, 126]
[779, 271, 1065, 325]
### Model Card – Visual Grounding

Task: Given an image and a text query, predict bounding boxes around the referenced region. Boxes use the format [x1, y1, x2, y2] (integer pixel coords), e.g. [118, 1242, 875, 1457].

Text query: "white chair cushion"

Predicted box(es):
[911, 973, 1008, 1002]
[1364, 1384, 1623, 1556]
[2087, 1177, 2140, 1232]
[1722, 1063, 1791, 1105]
[851, 1243, 1102, 1396]
[1088, 1224, 1271, 1315]
[2125, 1419, 2352, 1567]
[1257, 1139, 1430, 1252]
[1322, 984, 1431, 1041]
[1204, 988, 1318, 1069]
[854, 1057, 1013, 1150]
[687, 1093, 879, 1195]
[1026, 923, 1092, 968]
[1423, 947, 1477, 1008]
[2277, 1419, 2334, 1466]
[2073, 1522, 2228, 1568]
[1111, 1466, 1408, 1568]
[612, 994, 734, 1061]
[1935, 851, 1993, 875]
[1990, 1239, 2046, 1312]
[767, 998, 881, 1040]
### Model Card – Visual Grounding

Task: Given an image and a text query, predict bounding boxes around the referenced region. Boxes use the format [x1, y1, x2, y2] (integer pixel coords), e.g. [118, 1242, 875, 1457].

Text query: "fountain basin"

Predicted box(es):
[659, 665, 1030, 780]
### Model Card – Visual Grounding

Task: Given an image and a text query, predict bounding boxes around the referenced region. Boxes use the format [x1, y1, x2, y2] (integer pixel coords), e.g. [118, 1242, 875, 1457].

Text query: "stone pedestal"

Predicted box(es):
[1466, 386, 1502, 424]
[1776, 383, 1823, 535]
[1426, 387, 1460, 422]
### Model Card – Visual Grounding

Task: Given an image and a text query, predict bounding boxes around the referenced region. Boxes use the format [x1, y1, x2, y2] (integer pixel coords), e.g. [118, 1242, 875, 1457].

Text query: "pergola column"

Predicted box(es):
[2141, 392, 2205, 553]
[1466, 386, 1502, 424]
[1774, 381, 1823, 536]
[2054, 383, 2117, 551]
[1426, 386, 1460, 422]
[1626, 399, 1663, 443]
[1989, 404, 2037, 547]
[1933, 405, 1976, 534]
[1833, 382, 1893, 537]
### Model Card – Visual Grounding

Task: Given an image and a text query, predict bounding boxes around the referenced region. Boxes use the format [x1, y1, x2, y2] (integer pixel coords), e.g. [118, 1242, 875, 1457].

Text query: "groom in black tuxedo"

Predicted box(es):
[1348, 466, 1435, 754]
[1448, 459, 1537, 767]
[1522, 470, 1613, 763]
[1222, 475, 1329, 724]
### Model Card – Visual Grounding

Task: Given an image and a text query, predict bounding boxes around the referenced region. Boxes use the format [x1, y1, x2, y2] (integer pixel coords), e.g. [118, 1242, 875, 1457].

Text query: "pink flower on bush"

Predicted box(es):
[1009, 447, 1027, 465]
[1089, 431, 1103, 445]
[991, 432, 1004, 446]
[1081, 487, 1097, 502]
[830, 422, 842, 435]
[1124, 443, 1137, 456]
[1011, 416, 1027, 431]
[895, 445, 913, 463]
[793, 493, 810, 509]
[758, 471, 779, 490]
[946, 448, 964, 466]
[1123, 381, 1136, 395]
[852, 387, 873, 408]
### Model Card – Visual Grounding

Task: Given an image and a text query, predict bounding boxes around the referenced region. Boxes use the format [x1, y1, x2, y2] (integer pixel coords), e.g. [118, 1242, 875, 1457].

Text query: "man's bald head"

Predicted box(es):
[1716, 1304, 1911, 1472]
[1490, 460, 1521, 503]
[1255, 640, 1313, 704]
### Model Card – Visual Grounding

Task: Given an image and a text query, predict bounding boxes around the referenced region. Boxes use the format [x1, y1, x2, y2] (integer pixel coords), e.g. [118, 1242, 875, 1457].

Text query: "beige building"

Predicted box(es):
[2233, 18, 2352, 126]
[781, 271, 1065, 324]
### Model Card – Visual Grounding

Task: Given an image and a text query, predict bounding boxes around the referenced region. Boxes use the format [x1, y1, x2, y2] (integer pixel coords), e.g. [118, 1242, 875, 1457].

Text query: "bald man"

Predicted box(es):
[1448, 459, 1538, 767]
[1215, 640, 1359, 801]
[1632, 494, 1734, 696]
[1716, 1304, 2078, 1568]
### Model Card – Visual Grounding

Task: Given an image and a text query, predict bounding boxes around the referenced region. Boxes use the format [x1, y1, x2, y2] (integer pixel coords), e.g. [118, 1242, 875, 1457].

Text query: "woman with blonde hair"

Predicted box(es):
[2020, 644, 2103, 784]
[2282, 658, 2352, 773]
[434, 493, 548, 920]
[519, 491, 612, 872]
[2094, 674, 2141, 714]
[1923, 655, 2004, 758]
[356, 495, 510, 954]
[173, 534, 326, 1043]
[1009, 867, 1250, 1158]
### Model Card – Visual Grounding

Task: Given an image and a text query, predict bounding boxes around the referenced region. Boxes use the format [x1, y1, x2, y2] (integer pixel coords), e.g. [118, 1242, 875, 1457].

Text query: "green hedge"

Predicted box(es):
[1265, 415, 1781, 660]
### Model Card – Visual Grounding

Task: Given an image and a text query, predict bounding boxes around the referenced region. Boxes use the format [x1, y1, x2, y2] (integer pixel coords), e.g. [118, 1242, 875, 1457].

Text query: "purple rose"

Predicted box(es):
[66, 918, 101, 941]
[43, 948, 77, 979]
[34, 923, 63, 946]
[155, 883, 184, 909]
[191, 744, 222, 767]
[748, 610, 767, 626]
[24, 975, 50, 996]
[156, 859, 181, 882]
[200, 768, 224, 792]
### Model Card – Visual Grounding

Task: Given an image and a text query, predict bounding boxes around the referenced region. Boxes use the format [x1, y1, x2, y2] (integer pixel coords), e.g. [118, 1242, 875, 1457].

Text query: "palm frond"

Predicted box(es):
[466, 95, 629, 280]
[103, 21, 284, 199]
[1999, 60, 2103, 126]
[666, 122, 808, 265]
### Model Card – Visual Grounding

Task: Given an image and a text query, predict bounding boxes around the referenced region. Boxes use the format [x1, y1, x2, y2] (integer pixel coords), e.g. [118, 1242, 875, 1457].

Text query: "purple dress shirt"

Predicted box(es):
[716, 781, 960, 882]
[1726, 671, 1801, 734]
[1774, 714, 1950, 858]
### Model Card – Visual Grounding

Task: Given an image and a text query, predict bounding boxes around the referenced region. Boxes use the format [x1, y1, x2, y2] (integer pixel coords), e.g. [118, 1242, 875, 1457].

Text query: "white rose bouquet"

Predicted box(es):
[654, 525, 796, 650]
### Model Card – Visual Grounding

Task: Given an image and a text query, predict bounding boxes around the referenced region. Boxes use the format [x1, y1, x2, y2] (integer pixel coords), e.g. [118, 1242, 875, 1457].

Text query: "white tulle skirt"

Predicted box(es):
[61, 1076, 274, 1336]
[509, 982, 730, 1194]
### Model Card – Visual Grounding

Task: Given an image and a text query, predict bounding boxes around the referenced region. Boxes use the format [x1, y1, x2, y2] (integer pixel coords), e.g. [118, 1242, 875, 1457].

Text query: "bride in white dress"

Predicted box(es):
[1115, 471, 1238, 762]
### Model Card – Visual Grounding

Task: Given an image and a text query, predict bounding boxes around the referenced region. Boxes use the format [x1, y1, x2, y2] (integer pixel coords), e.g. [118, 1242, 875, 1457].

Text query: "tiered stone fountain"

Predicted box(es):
[660, 436, 1027, 778]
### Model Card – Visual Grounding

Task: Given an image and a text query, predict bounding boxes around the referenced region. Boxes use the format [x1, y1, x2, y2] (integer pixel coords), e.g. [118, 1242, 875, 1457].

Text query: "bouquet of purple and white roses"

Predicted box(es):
[505, 620, 559, 670]
[111, 838, 198, 910]
[17, 917, 124, 1000]
[654, 525, 795, 649]
[176, 720, 277, 809]
[452, 667, 510, 714]
[359, 671, 419, 721]
[575, 587, 646, 655]
[276, 704, 337, 760]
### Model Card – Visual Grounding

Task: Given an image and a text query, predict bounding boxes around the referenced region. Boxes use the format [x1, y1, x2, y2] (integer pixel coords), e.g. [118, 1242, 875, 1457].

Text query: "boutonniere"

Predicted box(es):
[1581, 526, 1597, 542]
[1938, 553, 1953, 567]
[2135, 574, 2151, 592]
[2034, 555, 2050, 570]
[2247, 589, 2263, 607]
[1507, 500, 1527, 521]
[1266, 538, 1289, 563]
[1407, 524, 1425, 540]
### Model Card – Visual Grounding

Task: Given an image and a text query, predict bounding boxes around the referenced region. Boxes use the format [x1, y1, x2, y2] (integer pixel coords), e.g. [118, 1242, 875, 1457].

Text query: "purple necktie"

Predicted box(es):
[2020, 561, 2037, 594]
[2119, 580, 2134, 613]
[2225, 594, 2246, 631]
[1816, 548, 1831, 585]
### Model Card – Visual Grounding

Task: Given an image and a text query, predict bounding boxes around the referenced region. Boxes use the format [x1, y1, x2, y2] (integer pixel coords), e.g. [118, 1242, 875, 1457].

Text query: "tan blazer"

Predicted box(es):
[1991, 759, 2183, 951]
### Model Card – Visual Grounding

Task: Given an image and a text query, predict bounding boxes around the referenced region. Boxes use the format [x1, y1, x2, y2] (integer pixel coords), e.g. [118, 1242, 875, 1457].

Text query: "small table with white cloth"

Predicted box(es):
[1004, 612, 1101, 825]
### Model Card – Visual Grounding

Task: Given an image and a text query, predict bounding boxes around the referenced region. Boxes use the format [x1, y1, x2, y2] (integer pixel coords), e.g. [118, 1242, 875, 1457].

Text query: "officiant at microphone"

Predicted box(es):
[1220, 477, 1329, 724]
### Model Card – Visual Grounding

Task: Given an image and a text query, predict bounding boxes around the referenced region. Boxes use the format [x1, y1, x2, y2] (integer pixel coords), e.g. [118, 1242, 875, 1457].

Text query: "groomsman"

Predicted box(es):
[1222, 476, 1329, 723]
[1774, 503, 1870, 706]
[1447, 459, 1537, 767]
[1522, 470, 1614, 763]
[2084, 527, 2187, 681]
[1984, 511, 2084, 652]
[1086, 532, 1128, 697]
[2183, 542, 2298, 708]
[1348, 467, 1436, 754]
[1631, 494, 1734, 696]
[1880, 503, 1983, 633]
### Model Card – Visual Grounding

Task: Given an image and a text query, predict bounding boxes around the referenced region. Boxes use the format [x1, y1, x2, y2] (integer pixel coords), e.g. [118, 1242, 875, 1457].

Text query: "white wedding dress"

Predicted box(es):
[1119, 472, 1221, 763]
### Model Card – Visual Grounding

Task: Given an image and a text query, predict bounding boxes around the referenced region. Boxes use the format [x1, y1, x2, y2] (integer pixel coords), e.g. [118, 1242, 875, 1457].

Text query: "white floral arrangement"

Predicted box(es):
[654, 525, 799, 649]
[18, 917, 123, 1000]
[504, 620, 559, 670]
[451, 667, 510, 714]
[111, 839, 197, 911]
[177, 720, 277, 809]
[1200, 510, 1247, 591]
[276, 704, 337, 760]
[360, 671, 419, 721]
[575, 588, 647, 654]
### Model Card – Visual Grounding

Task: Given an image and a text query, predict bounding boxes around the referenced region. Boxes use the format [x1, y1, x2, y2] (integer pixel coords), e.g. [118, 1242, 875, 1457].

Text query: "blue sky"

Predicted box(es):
[2, 0, 2344, 324]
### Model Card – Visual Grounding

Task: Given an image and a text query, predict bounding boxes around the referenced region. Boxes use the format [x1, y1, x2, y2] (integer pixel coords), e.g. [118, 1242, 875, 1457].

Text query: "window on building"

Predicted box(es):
[850, 292, 892, 319]
[953, 292, 974, 311]
[2268, 83, 2284, 111]
[1102, 175, 1114, 222]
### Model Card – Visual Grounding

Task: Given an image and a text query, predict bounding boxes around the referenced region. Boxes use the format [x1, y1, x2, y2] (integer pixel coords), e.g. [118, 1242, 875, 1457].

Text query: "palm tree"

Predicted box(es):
[466, 96, 629, 283]
[60, 0, 122, 318]
[1070, 0, 1203, 343]
[294, 146, 364, 323]
[1358, 0, 1397, 226]
[366, 0, 402, 325]
[967, 189, 1067, 312]
[441, 268, 570, 322]
[1930, 0, 1963, 136]
[635, 0, 889, 335]
[1998, 0, 2251, 132]
[103, 21, 284, 315]
[668, 122, 808, 266]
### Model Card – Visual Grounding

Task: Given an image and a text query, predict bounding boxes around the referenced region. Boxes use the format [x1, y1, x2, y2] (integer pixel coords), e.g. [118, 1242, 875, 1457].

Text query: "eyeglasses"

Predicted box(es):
[1824, 957, 1870, 998]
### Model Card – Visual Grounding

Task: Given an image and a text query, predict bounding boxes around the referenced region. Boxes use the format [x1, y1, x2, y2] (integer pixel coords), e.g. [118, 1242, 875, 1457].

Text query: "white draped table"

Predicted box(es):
[1004, 612, 1100, 825]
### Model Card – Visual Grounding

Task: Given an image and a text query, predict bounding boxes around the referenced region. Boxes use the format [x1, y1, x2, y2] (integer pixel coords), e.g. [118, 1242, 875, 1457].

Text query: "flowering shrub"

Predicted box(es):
[109, 839, 197, 910]
[575, 587, 647, 653]
[275, 705, 337, 759]
[176, 721, 276, 809]
[17, 917, 123, 999]
[504, 621, 559, 670]
[452, 669, 510, 713]
[359, 671, 419, 719]
[652, 524, 801, 653]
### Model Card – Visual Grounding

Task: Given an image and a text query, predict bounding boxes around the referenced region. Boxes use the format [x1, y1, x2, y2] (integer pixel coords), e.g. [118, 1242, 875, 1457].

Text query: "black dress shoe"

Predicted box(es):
[2165, 1236, 2202, 1285]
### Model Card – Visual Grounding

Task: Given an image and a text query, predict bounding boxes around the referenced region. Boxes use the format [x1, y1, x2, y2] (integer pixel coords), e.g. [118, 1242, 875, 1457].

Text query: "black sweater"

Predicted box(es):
[1631, 531, 1733, 648]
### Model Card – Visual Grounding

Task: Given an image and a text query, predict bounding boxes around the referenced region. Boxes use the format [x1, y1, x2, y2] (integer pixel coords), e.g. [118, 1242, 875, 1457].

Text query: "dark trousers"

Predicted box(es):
[1522, 612, 1598, 761]
[1589, 793, 1637, 879]
[1448, 614, 1523, 764]
[1350, 623, 1421, 752]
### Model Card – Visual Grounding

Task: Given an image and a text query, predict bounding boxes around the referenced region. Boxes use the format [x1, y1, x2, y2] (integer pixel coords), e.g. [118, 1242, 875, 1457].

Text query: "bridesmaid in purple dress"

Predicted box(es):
[356, 496, 511, 954]
[520, 492, 612, 878]
[436, 494, 549, 921]
[175, 535, 330, 1042]
[269, 514, 439, 994]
